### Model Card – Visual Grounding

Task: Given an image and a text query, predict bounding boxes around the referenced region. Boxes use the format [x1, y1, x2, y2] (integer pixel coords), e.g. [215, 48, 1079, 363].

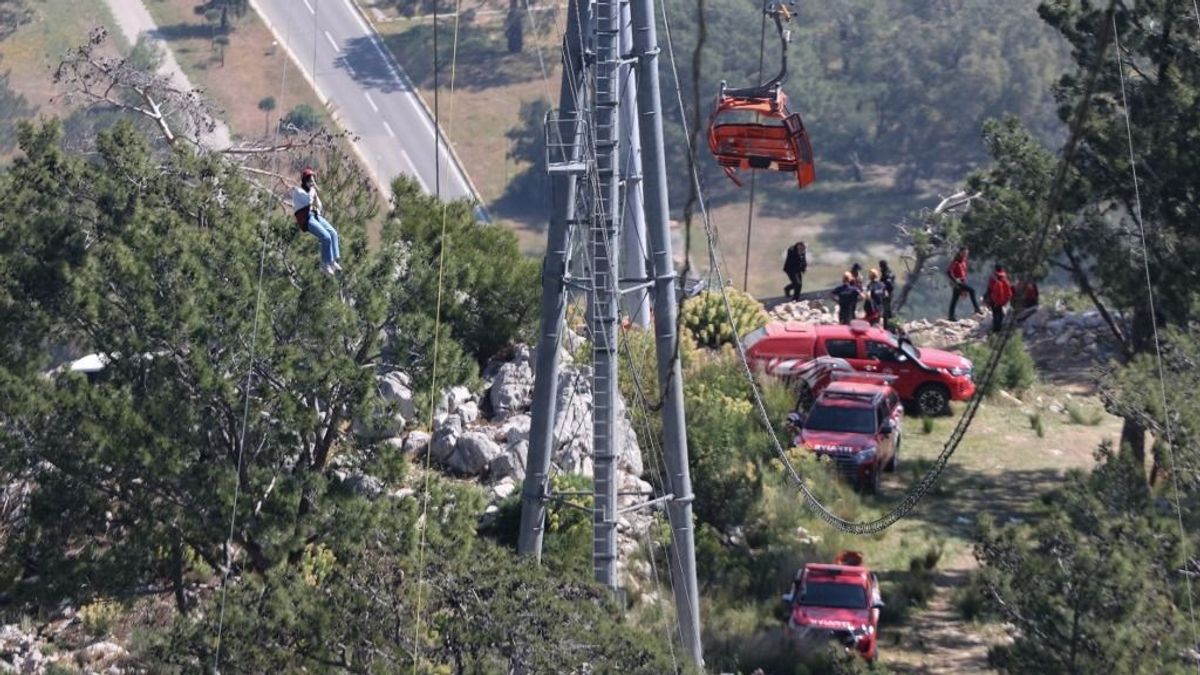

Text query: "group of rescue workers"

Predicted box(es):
[783, 242, 1039, 334]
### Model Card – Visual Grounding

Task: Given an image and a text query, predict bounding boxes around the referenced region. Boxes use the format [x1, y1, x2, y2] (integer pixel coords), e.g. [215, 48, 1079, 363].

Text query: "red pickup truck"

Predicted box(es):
[787, 375, 902, 493]
[745, 320, 975, 416]
[784, 551, 883, 662]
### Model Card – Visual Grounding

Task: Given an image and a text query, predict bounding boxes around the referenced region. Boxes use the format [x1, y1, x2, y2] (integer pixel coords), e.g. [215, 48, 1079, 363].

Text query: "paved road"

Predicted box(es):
[250, 0, 477, 202]
[103, 0, 233, 149]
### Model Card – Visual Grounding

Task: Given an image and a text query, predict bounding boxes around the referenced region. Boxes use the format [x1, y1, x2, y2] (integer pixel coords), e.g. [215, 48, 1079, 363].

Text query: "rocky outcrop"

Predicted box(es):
[0, 623, 128, 674]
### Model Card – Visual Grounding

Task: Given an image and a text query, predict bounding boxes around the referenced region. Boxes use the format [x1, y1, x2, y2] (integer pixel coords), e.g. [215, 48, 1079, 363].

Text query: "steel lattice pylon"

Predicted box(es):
[516, 0, 703, 664]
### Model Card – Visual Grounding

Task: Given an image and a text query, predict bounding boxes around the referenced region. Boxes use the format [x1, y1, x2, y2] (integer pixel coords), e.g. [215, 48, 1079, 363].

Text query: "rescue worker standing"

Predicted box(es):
[984, 264, 1013, 333]
[879, 259, 896, 328]
[947, 246, 981, 321]
[864, 269, 886, 326]
[832, 272, 863, 325]
[783, 241, 807, 301]
[292, 168, 342, 276]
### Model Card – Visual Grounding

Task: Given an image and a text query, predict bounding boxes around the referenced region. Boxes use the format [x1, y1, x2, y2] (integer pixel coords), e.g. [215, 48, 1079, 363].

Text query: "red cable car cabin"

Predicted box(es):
[706, 1, 815, 190]
[708, 85, 815, 189]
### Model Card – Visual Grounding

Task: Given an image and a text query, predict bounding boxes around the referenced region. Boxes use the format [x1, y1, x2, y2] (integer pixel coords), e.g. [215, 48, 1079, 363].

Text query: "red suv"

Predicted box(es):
[744, 320, 975, 416]
[788, 376, 902, 493]
[784, 551, 883, 662]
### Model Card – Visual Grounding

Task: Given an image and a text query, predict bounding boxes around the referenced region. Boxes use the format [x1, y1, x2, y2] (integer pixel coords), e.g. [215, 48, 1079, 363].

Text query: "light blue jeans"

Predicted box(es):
[307, 213, 340, 265]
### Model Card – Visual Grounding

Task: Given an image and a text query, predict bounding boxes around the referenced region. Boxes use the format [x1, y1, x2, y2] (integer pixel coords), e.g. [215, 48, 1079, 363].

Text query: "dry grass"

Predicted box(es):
[0, 0, 121, 118]
[865, 384, 1121, 672]
[142, 0, 326, 143]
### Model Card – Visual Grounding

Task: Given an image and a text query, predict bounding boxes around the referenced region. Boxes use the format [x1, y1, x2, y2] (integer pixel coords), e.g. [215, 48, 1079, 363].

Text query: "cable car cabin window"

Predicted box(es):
[825, 339, 858, 360]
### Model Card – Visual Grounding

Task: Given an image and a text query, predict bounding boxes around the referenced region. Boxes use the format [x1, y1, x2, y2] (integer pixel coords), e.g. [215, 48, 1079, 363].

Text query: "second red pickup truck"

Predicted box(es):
[745, 320, 976, 416]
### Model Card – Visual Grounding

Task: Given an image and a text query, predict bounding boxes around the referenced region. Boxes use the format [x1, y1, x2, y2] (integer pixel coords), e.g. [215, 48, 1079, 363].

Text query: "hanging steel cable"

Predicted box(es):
[1110, 10, 1199, 656]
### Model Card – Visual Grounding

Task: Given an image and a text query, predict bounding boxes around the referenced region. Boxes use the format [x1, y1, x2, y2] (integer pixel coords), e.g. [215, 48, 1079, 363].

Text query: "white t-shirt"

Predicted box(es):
[291, 185, 323, 214]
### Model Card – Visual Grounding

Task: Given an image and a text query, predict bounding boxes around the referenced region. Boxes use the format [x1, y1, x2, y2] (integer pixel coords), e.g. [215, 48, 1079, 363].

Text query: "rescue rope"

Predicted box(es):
[659, 0, 1121, 535]
[1111, 11, 1199, 657]
[213, 8, 294, 671]
[411, 0, 464, 667]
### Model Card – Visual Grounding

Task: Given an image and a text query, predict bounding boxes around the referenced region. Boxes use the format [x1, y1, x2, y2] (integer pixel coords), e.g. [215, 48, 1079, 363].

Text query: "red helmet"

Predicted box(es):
[301, 167, 316, 179]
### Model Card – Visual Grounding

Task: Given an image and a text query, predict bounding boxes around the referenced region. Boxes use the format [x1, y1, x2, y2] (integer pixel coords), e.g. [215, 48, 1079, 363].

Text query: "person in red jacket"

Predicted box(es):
[984, 264, 1014, 333]
[947, 246, 981, 321]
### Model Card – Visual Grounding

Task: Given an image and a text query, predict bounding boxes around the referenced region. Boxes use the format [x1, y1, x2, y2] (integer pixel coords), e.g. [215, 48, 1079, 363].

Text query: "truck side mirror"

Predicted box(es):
[872, 599, 886, 609]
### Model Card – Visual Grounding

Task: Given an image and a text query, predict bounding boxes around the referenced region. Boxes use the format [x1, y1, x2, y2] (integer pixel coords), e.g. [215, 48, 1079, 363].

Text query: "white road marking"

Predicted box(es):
[324, 30, 339, 51]
[399, 148, 432, 193]
[302, 0, 314, 14]
[364, 92, 379, 112]
[382, 120, 396, 137]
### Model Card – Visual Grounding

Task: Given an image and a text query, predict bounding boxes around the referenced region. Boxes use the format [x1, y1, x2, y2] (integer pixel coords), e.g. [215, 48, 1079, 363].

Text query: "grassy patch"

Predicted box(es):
[0, 0, 121, 123]
[372, 9, 561, 216]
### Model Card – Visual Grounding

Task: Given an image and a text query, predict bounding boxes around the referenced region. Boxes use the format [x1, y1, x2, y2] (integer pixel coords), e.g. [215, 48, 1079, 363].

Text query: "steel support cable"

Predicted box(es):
[212, 11, 294, 671]
[412, 0, 464, 668]
[663, 0, 1121, 534]
[742, 0, 769, 292]
[615, 267, 683, 674]
[1111, 12, 1200, 657]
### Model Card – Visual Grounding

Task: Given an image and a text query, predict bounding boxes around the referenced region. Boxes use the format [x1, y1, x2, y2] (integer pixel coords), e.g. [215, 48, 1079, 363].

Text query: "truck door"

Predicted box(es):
[864, 339, 916, 396]
[823, 338, 861, 367]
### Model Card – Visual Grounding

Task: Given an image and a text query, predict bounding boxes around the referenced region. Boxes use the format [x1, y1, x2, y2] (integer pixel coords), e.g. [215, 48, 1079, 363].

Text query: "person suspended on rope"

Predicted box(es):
[879, 259, 896, 327]
[849, 262, 864, 290]
[783, 240, 807, 301]
[292, 168, 342, 276]
[864, 269, 886, 327]
[946, 246, 981, 321]
[832, 272, 862, 325]
[984, 264, 1014, 334]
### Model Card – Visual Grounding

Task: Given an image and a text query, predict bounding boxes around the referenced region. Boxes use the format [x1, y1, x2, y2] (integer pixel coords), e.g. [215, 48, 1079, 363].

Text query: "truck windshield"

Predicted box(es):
[804, 404, 876, 434]
[801, 581, 867, 609]
[743, 327, 767, 350]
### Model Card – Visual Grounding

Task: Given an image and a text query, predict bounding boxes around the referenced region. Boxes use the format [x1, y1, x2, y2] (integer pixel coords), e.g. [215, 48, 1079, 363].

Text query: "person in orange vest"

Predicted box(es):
[947, 246, 981, 321]
[292, 168, 342, 276]
[863, 269, 886, 327]
[984, 264, 1014, 333]
[832, 272, 863, 325]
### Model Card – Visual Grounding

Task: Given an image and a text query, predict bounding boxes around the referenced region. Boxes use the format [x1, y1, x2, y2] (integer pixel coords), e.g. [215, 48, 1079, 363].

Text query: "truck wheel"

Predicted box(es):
[857, 466, 881, 494]
[915, 384, 950, 417]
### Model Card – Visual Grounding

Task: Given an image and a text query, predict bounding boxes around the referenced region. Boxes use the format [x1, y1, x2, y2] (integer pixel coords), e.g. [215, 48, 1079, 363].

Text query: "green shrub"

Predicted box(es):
[960, 331, 1038, 396]
[681, 288, 768, 349]
[1065, 401, 1104, 426]
[879, 546, 941, 624]
[280, 104, 321, 133]
[80, 599, 121, 636]
[953, 573, 992, 621]
[1029, 411, 1045, 437]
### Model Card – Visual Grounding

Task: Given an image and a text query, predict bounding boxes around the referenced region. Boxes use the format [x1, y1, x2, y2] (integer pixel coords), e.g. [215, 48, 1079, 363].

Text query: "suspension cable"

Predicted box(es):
[213, 10, 293, 671]
[412, 0, 463, 668]
[742, 0, 769, 292]
[1111, 10, 1199, 656]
